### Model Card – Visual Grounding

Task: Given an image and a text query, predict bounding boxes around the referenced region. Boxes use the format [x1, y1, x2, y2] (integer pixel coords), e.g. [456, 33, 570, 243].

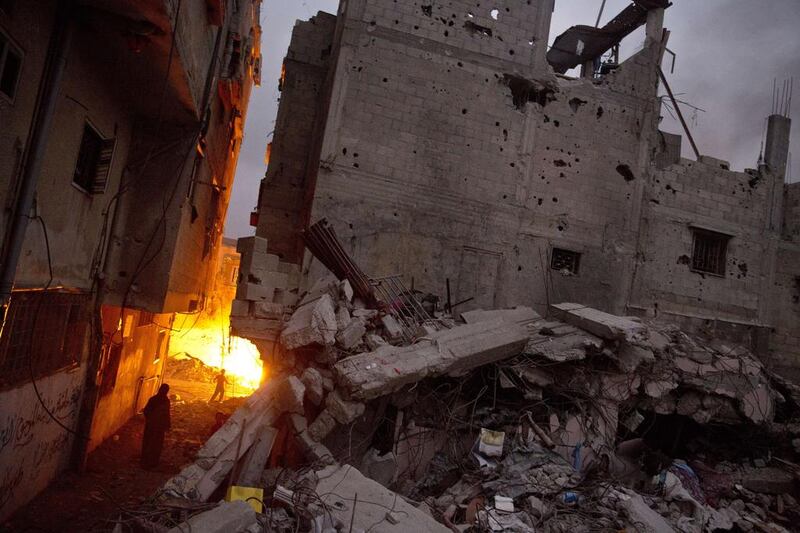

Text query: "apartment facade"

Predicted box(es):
[0, 0, 260, 518]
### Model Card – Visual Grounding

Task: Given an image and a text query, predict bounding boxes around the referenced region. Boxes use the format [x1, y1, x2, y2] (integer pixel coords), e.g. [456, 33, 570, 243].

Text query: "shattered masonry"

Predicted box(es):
[242, 0, 799, 381]
[151, 271, 800, 532]
[100, 0, 800, 532]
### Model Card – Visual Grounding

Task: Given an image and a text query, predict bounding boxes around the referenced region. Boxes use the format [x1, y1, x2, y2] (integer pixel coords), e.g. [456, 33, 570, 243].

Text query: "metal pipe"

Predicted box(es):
[594, 0, 607, 28]
[0, 0, 75, 322]
[658, 67, 701, 160]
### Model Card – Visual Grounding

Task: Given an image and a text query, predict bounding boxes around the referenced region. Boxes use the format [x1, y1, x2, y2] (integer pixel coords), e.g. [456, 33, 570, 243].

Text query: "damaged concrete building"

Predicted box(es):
[0, 0, 261, 519]
[237, 0, 799, 383]
[96, 2, 800, 532]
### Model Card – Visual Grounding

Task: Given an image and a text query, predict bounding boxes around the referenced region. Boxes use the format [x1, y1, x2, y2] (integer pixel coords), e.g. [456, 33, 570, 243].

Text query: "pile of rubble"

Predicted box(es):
[165, 353, 222, 384]
[132, 269, 800, 532]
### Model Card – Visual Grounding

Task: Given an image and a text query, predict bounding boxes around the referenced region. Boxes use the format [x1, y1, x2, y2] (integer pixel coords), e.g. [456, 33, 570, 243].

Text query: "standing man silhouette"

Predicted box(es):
[209, 369, 227, 403]
[141, 383, 171, 469]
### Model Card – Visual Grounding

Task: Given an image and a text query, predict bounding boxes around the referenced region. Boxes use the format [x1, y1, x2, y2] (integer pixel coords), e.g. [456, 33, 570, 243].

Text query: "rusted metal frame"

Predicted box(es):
[374, 279, 416, 343]
[370, 279, 415, 343]
[317, 223, 373, 302]
[384, 274, 434, 324]
[321, 224, 372, 301]
[658, 66, 701, 160]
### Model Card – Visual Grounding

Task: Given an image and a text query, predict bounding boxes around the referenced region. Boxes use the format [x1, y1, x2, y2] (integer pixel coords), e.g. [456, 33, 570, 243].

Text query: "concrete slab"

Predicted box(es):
[236, 426, 278, 487]
[334, 319, 527, 400]
[549, 303, 647, 341]
[313, 464, 451, 533]
[461, 306, 541, 326]
[166, 500, 257, 533]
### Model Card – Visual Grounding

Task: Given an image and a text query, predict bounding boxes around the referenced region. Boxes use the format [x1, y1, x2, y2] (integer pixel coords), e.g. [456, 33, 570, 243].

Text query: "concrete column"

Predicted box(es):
[765, 114, 791, 176]
[645, 8, 665, 47]
[765, 114, 792, 231]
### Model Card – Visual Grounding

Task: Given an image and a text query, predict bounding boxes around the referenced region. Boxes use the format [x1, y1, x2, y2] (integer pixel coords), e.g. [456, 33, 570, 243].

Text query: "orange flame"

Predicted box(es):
[170, 315, 263, 393]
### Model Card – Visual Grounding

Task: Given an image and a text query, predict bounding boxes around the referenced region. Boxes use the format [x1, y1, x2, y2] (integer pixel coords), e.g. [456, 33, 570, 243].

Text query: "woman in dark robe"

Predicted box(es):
[141, 383, 171, 469]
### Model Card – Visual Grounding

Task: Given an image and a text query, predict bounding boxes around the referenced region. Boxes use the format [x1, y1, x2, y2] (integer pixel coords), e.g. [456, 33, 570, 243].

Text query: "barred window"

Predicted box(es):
[691, 229, 730, 277]
[551, 248, 581, 275]
[137, 310, 154, 327]
[73, 122, 115, 194]
[0, 291, 89, 388]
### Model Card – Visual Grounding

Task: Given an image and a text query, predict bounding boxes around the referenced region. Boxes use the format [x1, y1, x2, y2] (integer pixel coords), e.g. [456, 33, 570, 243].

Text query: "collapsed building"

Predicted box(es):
[0, 0, 261, 520]
[123, 0, 800, 532]
[139, 253, 800, 532]
[235, 0, 799, 384]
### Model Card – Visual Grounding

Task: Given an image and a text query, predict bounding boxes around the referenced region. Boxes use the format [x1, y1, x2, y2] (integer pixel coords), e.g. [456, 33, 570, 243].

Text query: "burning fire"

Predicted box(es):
[170, 313, 264, 393]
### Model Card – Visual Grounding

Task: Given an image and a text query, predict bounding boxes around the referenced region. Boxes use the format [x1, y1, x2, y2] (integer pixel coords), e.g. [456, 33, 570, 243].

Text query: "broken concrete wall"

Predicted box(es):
[0, 366, 87, 522]
[300, 0, 663, 315]
[767, 244, 800, 381]
[632, 156, 773, 324]
[255, 13, 338, 263]
[247, 1, 800, 375]
[784, 182, 800, 241]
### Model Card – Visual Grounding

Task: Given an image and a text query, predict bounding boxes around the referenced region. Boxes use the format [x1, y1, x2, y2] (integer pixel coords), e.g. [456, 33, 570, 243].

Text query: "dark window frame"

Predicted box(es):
[690, 228, 730, 277]
[0, 25, 23, 103]
[0, 291, 89, 389]
[72, 121, 116, 195]
[551, 247, 581, 275]
[137, 310, 154, 327]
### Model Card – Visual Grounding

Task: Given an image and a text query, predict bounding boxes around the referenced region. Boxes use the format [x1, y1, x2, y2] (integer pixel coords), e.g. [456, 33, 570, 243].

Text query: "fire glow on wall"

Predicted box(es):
[170, 311, 263, 392]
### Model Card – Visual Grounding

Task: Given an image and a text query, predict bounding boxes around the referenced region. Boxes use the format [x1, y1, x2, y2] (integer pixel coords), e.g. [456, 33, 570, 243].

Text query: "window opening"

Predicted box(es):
[100, 343, 122, 396]
[0, 291, 89, 387]
[73, 122, 115, 194]
[0, 27, 22, 101]
[691, 228, 729, 276]
[137, 311, 154, 327]
[551, 248, 581, 275]
[155, 330, 168, 363]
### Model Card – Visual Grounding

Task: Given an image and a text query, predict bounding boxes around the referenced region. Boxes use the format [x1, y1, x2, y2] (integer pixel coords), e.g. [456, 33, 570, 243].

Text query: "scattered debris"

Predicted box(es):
[137, 242, 800, 532]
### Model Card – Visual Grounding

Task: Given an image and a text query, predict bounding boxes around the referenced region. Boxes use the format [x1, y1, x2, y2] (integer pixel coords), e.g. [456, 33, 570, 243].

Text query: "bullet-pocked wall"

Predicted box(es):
[632, 156, 774, 322]
[302, 0, 663, 313]
[771, 183, 800, 379]
[250, 0, 800, 373]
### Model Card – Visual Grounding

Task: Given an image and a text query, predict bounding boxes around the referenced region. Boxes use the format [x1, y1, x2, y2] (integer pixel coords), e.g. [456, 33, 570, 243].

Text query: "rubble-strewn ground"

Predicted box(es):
[1, 389, 243, 533]
[124, 272, 800, 533]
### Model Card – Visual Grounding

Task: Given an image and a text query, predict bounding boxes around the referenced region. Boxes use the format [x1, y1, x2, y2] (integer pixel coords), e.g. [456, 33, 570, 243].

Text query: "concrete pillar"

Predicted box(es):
[765, 114, 791, 176]
[765, 114, 792, 231]
[645, 8, 665, 47]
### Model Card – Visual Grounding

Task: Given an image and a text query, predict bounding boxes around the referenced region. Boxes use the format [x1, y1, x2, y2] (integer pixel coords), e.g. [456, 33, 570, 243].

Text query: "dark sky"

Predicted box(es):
[225, 0, 800, 238]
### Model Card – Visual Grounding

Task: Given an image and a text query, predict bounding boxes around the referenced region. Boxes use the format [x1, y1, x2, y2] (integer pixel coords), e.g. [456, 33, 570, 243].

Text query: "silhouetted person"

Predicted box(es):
[209, 369, 226, 403]
[141, 383, 171, 469]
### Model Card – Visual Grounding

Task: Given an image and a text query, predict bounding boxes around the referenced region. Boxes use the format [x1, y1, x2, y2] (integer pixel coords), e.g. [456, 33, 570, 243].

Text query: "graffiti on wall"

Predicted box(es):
[0, 385, 80, 452]
[0, 380, 82, 515]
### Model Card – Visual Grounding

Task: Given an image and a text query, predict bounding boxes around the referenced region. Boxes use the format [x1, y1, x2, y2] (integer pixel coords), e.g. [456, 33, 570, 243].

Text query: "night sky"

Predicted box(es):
[225, 0, 800, 239]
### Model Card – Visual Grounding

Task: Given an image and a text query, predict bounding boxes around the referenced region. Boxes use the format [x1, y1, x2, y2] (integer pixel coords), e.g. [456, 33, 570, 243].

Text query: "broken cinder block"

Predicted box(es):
[336, 318, 366, 350]
[308, 410, 337, 442]
[236, 282, 274, 302]
[280, 293, 338, 349]
[300, 367, 325, 405]
[325, 389, 366, 424]
[230, 299, 251, 317]
[274, 376, 305, 414]
[381, 314, 404, 340]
